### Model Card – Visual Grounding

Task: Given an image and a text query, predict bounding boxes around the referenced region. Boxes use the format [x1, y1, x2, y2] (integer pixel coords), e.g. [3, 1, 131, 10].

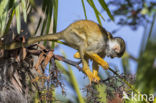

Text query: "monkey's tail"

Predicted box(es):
[1, 32, 63, 50]
[27, 32, 63, 46]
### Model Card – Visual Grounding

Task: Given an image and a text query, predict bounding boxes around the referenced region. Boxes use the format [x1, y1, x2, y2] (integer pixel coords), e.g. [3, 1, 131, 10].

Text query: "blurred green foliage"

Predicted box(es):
[136, 41, 156, 94]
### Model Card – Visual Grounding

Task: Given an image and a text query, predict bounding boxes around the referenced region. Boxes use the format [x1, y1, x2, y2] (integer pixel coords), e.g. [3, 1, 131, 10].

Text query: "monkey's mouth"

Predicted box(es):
[110, 56, 113, 58]
[107, 55, 113, 58]
[106, 53, 114, 58]
[110, 54, 116, 58]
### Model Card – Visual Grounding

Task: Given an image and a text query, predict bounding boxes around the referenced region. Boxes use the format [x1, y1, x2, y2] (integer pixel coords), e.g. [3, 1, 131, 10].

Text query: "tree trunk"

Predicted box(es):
[0, 50, 34, 103]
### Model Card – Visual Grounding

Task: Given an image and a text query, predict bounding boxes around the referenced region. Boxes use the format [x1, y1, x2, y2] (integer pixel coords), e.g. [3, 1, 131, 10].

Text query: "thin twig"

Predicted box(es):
[54, 55, 82, 71]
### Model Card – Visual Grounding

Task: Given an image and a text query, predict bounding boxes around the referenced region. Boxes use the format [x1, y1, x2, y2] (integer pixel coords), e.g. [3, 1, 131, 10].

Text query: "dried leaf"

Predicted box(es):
[41, 62, 45, 72]
[20, 36, 27, 60]
[28, 50, 41, 55]
[54, 55, 63, 61]
[44, 51, 53, 66]
[35, 52, 45, 73]
[15, 55, 20, 63]
[22, 47, 27, 60]
[0, 49, 4, 58]
[31, 76, 40, 83]
[37, 44, 47, 50]
[22, 36, 26, 43]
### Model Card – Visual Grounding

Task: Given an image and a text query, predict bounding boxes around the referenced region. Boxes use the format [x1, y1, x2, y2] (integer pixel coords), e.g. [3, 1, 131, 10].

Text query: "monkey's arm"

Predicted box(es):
[86, 52, 109, 70]
[74, 52, 101, 82]
[74, 52, 109, 69]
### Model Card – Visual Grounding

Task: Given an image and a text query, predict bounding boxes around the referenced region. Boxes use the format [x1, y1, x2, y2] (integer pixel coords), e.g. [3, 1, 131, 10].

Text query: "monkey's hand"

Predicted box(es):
[74, 52, 109, 69]
[87, 52, 109, 70]
[92, 62, 100, 82]
[84, 69, 100, 83]
[74, 52, 80, 59]
[93, 70, 100, 82]
[82, 59, 100, 83]
[74, 52, 103, 82]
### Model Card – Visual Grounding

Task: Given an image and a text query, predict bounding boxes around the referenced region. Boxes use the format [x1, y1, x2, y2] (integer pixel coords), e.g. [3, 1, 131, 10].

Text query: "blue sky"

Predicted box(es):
[52, 0, 146, 99]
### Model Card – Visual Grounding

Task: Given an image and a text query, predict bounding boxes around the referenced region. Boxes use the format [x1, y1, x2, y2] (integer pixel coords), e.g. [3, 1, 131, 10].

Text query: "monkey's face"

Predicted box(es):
[106, 37, 125, 58]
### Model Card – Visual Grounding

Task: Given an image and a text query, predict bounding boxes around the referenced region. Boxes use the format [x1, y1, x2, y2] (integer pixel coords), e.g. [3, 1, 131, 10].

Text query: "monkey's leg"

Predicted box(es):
[86, 52, 109, 70]
[74, 52, 101, 82]
[92, 62, 100, 81]
[79, 47, 95, 83]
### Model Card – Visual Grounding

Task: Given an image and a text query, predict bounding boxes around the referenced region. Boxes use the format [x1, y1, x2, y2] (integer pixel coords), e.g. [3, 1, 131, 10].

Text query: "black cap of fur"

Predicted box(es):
[114, 37, 126, 57]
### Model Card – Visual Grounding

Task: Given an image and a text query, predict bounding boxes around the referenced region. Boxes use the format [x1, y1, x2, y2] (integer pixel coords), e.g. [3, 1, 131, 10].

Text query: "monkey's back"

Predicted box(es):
[68, 20, 108, 37]
[62, 20, 109, 53]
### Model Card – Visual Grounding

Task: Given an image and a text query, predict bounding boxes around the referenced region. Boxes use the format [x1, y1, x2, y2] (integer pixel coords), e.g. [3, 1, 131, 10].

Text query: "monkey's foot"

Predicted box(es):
[92, 70, 100, 82]
[84, 69, 100, 83]
[93, 74, 100, 82]
[74, 52, 80, 59]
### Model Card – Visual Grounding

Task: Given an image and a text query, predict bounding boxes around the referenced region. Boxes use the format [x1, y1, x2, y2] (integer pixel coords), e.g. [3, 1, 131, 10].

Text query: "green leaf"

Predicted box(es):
[21, 0, 27, 22]
[5, 9, 15, 34]
[60, 51, 85, 103]
[87, 0, 102, 25]
[40, 19, 47, 36]
[136, 41, 156, 95]
[53, 0, 58, 33]
[44, 1, 53, 46]
[55, 61, 69, 76]
[140, 8, 149, 15]
[95, 84, 107, 103]
[46, 1, 53, 34]
[122, 52, 130, 74]
[52, 0, 58, 49]
[0, 0, 9, 36]
[29, 0, 35, 8]
[15, 0, 21, 34]
[68, 68, 85, 103]
[34, 17, 42, 35]
[148, 13, 156, 40]
[81, 0, 87, 19]
[98, 0, 114, 21]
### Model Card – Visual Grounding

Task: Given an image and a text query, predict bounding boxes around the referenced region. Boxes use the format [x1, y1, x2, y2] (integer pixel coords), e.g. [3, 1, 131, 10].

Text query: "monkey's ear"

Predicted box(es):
[107, 32, 113, 39]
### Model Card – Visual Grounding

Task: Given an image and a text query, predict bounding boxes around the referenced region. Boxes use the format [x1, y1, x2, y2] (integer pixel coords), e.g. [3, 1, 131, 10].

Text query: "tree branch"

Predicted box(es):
[54, 55, 82, 71]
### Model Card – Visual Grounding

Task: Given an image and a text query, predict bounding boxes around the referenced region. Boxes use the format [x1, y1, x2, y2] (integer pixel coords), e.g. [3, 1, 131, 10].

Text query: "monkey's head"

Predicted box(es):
[106, 37, 125, 58]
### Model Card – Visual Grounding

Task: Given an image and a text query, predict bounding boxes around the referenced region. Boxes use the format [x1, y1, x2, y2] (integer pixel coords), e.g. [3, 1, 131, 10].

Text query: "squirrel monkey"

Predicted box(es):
[5, 20, 125, 82]
[43, 20, 125, 83]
